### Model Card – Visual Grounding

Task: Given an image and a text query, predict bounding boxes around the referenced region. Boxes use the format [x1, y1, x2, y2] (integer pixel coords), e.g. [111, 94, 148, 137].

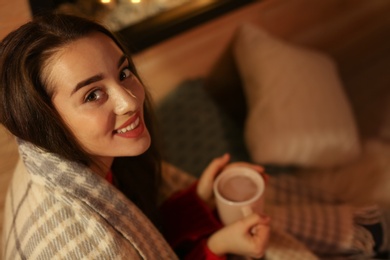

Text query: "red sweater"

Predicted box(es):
[160, 182, 226, 260]
[106, 171, 225, 260]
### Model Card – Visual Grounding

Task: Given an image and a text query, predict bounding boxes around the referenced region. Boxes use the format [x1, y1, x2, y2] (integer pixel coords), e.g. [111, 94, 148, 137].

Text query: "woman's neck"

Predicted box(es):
[90, 156, 114, 178]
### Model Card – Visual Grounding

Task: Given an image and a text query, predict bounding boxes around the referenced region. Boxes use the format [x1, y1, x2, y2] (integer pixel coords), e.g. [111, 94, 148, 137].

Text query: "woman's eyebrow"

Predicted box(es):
[71, 55, 128, 96]
[118, 55, 127, 68]
[71, 74, 103, 96]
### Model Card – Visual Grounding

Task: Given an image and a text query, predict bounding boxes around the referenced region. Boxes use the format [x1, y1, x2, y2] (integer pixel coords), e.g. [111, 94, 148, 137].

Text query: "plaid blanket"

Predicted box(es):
[2, 140, 177, 260]
[265, 175, 379, 259]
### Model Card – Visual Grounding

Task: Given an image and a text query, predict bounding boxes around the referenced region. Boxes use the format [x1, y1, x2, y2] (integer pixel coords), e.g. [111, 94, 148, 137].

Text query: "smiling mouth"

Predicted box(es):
[115, 117, 140, 134]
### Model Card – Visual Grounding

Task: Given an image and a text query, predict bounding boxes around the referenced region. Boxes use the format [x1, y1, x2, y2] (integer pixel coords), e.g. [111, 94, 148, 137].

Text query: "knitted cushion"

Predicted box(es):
[156, 79, 249, 177]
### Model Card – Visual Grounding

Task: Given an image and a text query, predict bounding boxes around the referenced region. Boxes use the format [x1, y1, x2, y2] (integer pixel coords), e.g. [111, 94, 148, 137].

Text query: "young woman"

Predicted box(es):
[0, 14, 270, 259]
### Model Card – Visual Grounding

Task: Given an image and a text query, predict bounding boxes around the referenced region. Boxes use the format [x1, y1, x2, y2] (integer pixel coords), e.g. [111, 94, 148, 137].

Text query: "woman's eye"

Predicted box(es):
[120, 67, 132, 81]
[85, 89, 105, 103]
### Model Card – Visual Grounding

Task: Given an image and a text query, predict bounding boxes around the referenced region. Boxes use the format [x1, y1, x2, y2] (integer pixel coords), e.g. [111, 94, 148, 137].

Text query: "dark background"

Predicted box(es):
[28, 0, 255, 53]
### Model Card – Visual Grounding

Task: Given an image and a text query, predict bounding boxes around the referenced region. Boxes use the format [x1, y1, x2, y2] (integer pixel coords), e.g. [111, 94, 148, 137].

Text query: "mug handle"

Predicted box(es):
[241, 206, 259, 235]
[241, 206, 253, 217]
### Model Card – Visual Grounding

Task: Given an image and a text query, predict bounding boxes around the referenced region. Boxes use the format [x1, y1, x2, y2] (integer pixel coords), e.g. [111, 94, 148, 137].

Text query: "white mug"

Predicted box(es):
[213, 166, 265, 225]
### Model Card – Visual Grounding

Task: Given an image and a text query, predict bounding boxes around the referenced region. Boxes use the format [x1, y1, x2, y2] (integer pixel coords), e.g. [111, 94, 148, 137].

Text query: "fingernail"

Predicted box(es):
[250, 225, 260, 235]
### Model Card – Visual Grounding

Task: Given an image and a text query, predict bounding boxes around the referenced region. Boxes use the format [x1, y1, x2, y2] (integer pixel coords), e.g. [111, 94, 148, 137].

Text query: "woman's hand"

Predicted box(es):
[207, 213, 271, 258]
[197, 154, 268, 208]
[197, 153, 230, 208]
[225, 162, 268, 184]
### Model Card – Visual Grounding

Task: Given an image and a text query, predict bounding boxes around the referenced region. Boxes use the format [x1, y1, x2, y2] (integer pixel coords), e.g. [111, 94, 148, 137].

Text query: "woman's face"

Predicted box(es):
[48, 32, 151, 169]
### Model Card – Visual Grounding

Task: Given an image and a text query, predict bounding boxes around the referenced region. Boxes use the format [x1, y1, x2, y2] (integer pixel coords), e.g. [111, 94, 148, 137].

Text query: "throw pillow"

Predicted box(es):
[233, 24, 361, 168]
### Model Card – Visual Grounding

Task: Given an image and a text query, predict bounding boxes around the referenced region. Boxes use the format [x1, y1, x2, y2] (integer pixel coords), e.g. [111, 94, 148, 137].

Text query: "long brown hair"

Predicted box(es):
[0, 13, 161, 223]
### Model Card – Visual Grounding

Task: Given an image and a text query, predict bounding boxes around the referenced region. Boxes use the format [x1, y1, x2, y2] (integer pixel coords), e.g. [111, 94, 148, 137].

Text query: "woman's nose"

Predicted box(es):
[111, 86, 137, 115]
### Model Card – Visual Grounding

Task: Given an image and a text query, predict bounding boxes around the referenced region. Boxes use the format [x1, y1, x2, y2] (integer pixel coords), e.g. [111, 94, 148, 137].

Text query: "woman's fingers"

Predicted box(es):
[197, 153, 230, 203]
[226, 161, 264, 173]
[249, 214, 271, 235]
[241, 213, 270, 230]
[204, 153, 230, 179]
[243, 214, 271, 258]
[225, 162, 269, 184]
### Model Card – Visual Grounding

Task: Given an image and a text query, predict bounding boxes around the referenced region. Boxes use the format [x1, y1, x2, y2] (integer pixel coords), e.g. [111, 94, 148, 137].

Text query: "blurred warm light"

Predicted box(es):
[131, 0, 142, 3]
[101, 0, 111, 3]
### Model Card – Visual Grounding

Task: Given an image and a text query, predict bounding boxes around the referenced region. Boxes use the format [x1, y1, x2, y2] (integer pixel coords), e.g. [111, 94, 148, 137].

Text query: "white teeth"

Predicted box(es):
[117, 117, 140, 133]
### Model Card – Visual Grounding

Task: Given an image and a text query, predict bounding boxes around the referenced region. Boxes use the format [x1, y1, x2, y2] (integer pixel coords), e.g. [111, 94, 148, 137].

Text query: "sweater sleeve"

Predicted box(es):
[160, 182, 226, 260]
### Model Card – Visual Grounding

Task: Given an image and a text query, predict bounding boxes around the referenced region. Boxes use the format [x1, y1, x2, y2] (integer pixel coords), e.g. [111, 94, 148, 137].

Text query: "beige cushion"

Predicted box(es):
[233, 24, 361, 168]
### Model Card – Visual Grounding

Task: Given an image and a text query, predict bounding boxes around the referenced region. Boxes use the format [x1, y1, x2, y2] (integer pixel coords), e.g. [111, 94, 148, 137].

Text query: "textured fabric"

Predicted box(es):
[265, 175, 378, 258]
[106, 170, 113, 184]
[2, 139, 177, 260]
[160, 182, 223, 259]
[233, 24, 361, 168]
[105, 160, 223, 259]
[186, 240, 227, 260]
[159, 162, 196, 204]
[156, 79, 250, 178]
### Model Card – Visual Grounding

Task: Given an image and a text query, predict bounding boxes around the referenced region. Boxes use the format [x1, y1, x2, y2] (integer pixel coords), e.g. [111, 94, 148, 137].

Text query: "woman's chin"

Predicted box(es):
[125, 131, 152, 156]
